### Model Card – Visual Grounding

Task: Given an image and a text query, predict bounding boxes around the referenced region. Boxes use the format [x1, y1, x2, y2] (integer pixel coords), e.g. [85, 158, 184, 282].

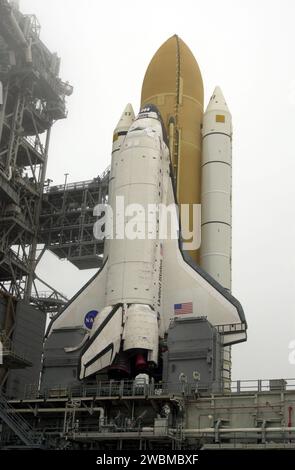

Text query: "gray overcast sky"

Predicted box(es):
[20, 0, 295, 380]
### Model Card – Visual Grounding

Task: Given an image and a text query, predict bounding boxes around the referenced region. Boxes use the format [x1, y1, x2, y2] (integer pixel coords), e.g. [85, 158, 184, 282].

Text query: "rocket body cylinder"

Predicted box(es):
[141, 35, 204, 262]
[201, 87, 233, 388]
[200, 87, 232, 290]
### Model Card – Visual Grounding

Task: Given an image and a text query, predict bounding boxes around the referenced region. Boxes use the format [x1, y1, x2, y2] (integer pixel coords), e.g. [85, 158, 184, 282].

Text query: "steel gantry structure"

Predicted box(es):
[0, 0, 73, 303]
[39, 167, 109, 271]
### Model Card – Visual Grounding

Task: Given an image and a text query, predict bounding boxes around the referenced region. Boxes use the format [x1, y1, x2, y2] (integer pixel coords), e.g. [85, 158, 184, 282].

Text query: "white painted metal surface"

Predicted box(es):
[106, 114, 165, 306]
[123, 304, 158, 364]
[201, 86, 232, 290]
[201, 87, 233, 388]
[104, 103, 135, 260]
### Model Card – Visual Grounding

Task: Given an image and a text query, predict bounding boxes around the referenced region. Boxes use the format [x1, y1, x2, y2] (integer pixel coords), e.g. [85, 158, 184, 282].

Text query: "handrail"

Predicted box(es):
[0, 332, 30, 364]
[0, 388, 39, 447]
[44, 166, 110, 194]
[18, 377, 295, 401]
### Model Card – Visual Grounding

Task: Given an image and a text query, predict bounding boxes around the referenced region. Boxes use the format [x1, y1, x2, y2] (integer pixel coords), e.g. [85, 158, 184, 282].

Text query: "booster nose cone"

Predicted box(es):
[114, 103, 135, 135]
[203, 86, 232, 137]
[206, 86, 230, 114]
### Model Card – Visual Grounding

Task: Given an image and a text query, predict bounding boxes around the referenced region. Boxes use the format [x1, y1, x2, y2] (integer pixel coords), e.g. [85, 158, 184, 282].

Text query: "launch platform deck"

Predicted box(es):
[1, 378, 295, 449]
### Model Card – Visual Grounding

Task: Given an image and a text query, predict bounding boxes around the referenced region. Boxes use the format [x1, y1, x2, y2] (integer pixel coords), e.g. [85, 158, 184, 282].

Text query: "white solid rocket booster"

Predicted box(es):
[201, 87, 232, 290]
[201, 87, 233, 387]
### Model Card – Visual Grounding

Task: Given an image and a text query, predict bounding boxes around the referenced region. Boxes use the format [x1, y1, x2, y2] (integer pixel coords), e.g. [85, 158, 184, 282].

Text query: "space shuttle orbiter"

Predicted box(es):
[44, 36, 247, 382]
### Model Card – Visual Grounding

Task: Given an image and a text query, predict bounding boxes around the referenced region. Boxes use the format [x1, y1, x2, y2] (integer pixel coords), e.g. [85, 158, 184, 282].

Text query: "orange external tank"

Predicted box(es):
[141, 35, 204, 262]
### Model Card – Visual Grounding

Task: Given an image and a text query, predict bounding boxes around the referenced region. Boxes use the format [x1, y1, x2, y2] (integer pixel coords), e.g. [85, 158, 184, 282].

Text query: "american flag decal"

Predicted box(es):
[174, 302, 193, 315]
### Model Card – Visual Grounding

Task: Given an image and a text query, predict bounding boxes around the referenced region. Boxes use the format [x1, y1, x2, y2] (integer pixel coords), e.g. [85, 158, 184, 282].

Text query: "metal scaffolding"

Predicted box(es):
[0, 0, 110, 318]
[0, 0, 72, 304]
[39, 167, 109, 270]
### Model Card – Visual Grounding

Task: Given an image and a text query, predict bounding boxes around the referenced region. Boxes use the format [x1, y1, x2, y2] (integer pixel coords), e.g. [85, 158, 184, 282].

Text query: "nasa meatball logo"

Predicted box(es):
[84, 310, 98, 329]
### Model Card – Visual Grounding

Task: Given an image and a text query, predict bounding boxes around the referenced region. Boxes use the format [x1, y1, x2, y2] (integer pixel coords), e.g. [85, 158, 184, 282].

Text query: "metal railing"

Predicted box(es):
[44, 166, 110, 194]
[0, 388, 39, 447]
[0, 332, 30, 366]
[30, 289, 67, 300]
[18, 377, 295, 401]
[231, 378, 295, 393]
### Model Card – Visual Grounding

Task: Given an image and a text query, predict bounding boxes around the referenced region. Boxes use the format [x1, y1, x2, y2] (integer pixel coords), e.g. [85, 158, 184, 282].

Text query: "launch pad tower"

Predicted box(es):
[0, 0, 72, 303]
